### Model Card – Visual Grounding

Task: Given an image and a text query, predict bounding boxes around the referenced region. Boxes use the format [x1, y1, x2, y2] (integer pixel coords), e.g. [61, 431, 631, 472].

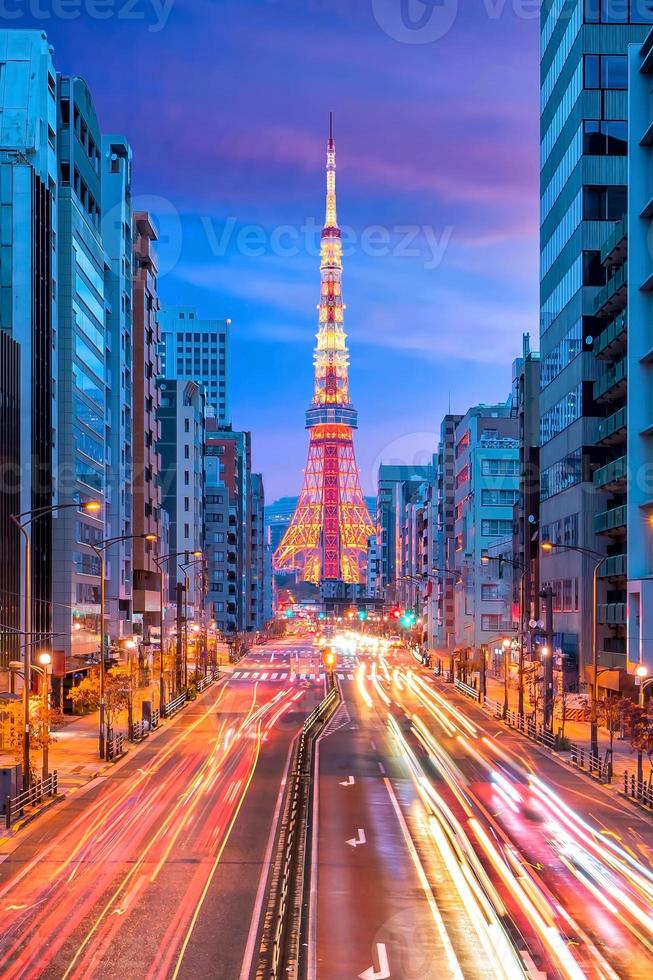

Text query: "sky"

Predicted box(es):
[23, 0, 540, 500]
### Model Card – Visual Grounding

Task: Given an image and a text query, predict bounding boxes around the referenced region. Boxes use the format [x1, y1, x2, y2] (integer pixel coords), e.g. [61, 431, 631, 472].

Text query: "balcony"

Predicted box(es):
[594, 358, 627, 404]
[593, 504, 627, 536]
[594, 312, 626, 360]
[600, 217, 627, 268]
[593, 455, 627, 491]
[597, 602, 626, 626]
[596, 406, 627, 446]
[598, 553, 627, 578]
[594, 263, 627, 319]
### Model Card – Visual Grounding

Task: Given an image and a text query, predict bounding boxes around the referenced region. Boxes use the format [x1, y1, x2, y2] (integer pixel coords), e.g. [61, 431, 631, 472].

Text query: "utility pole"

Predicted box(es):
[176, 582, 184, 695]
[540, 586, 554, 732]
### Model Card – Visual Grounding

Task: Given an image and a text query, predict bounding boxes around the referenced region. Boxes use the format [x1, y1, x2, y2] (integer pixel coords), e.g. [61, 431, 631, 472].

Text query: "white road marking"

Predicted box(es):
[260, 673, 268, 680]
[384, 777, 463, 979]
[378, 762, 386, 775]
[346, 828, 366, 848]
[339, 775, 355, 786]
[271, 673, 278, 680]
[241, 672, 250, 679]
[359, 943, 390, 980]
[280, 672, 288, 680]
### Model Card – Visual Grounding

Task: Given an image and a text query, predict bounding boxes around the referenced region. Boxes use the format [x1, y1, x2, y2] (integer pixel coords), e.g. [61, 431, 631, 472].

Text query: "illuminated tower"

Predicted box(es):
[274, 115, 375, 585]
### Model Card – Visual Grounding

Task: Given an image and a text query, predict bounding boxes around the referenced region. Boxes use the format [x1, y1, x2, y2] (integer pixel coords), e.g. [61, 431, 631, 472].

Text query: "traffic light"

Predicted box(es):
[284, 609, 295, 619]
[391, 607, 401, 620]
[318, 611, 327, 621]
[357, 609, 368, 621]
[323, 646, 336, 670]
[400, 609, 417, 629]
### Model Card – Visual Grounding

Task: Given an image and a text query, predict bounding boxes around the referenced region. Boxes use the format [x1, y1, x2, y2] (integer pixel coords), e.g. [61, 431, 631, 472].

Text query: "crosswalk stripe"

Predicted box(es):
[347, 673, 353, 680]
[280, 672, 288, 679]
[260, 672, 268, 680]
[337, 673, 344, 679]
[271, 672, 278, 680]
[241, 672, 250, 679]
[252, 672, 259, 679]
[232, 671, 241, 678]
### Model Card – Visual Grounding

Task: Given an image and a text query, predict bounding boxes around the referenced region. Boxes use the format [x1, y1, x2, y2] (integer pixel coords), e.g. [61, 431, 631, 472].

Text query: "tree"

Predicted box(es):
[69, 667, 130, 736]
[4, 699, 64, 784]
[620, 700, 653, 789]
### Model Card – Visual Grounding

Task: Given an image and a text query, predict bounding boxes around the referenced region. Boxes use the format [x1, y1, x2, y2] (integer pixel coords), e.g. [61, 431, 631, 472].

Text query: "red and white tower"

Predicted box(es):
[273, 115, 375, 585]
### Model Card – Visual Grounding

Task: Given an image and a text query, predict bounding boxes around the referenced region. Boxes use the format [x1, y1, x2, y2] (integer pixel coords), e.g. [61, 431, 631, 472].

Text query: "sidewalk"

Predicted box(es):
[482, 673, 640, 784]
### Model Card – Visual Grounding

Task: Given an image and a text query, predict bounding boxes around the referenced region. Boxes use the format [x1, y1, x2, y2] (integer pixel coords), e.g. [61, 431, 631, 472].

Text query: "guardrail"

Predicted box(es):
[623, 771, 653, 810]
[130, 721, 148, 743]
[107, 732, 125, 761]
[162, 691, 187, 718]
[5, 772, 59, 828]
[259, 679, 340, 980]
[453, 679, 615, 784]
[454, 677, 480, 702]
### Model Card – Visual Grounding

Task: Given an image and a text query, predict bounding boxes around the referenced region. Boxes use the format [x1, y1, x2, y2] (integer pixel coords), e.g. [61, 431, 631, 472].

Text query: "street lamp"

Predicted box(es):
[91, 532, 157, 759]
[178, 555, 206, 688]
[11, 499, 101, 790]
[9, 651, 52, 783]
[542, 541, 605, 756]
[153, 550, 201, 709]
[481, 555, 526, 714]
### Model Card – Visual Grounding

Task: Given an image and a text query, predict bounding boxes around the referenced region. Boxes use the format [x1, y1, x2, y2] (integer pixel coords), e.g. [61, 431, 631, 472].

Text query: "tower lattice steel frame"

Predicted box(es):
[273, 115, 375, 585]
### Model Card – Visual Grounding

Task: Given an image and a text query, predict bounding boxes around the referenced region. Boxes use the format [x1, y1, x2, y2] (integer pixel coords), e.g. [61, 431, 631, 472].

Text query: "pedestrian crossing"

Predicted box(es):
[229, 670, 357, 683]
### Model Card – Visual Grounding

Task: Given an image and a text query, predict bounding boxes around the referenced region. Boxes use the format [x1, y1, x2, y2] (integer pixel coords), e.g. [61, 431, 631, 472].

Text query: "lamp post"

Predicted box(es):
[153, 550, 201, 709]
[178, 556, 206, 688]
[542, 541, 605, 756]
[11, 499, 101, 790]
[481, 554, 525, 714]
[91, 532, 157, 759]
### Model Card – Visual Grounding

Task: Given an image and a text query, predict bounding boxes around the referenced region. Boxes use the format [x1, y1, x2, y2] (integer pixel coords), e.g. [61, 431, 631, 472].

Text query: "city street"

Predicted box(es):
[309, 639, 653, 979]
[0, 639, 321, 980]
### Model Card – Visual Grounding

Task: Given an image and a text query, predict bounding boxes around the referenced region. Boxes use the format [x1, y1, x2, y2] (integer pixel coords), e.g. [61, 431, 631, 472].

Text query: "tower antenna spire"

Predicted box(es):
[329, 111, 333, 141]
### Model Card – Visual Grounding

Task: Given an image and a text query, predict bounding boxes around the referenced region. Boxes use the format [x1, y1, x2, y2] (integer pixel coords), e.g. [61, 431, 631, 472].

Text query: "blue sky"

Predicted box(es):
[24, 0, 540, 499]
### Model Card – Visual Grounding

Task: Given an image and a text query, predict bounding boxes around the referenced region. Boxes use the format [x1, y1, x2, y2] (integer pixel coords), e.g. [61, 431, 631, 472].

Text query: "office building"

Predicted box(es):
[249, 473, 266, 630]
[101, 134, 134, 647]
[157, 379, 205, 620]
[376, 465, 432, 601]
[0, 31, 58, 658]
[452, 403, 519, 658]
[132, 211, 163, 645]
[159, 306, 230, 424]
[539, 1, 652, 688]
[52, 73, 106, 670]
[512, 336, 542, 657]
[433, 414, 463, 651]
[0, 332, 21, 676]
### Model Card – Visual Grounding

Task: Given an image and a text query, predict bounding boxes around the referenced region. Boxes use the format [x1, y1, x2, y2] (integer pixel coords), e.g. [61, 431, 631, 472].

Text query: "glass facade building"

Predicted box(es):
[539, 0, 652, 685]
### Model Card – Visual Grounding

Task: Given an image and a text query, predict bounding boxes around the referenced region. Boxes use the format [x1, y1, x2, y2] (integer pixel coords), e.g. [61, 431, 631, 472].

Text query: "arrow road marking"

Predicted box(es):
[346, 828, 366, 848]
[359, 943, 390, 980]
[519, 951, 547, 980]
[339, 775, 355, 786]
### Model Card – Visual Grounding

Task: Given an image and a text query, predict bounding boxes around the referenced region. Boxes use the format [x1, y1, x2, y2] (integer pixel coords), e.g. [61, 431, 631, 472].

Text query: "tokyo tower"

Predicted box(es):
[273, 115, 375, 585]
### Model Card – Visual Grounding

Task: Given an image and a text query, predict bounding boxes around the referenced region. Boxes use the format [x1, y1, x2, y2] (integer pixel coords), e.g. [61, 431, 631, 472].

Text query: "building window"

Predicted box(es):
[481, 489, 519, 507]
[481, 584, 501, 601]
[481, 519, 513, 537]
[481, 459, 519, 477]
[481, 614, 501, 632]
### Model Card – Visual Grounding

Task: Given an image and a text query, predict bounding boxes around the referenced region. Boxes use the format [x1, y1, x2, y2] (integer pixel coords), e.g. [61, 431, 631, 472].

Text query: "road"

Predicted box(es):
[310, 637, 653, 980]
[0, 637, 321, 980]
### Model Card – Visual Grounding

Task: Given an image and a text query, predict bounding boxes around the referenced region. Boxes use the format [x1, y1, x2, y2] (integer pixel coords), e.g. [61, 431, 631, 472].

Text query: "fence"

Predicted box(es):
[107, 732, 124, 761]
[570, 743, 611, 782]
[261, 680, 340, 980]
[5, 771, 59, 829]
[162, 691, 187, 718]
[454, 678, 480, 702]
[623, 771, 653, 810]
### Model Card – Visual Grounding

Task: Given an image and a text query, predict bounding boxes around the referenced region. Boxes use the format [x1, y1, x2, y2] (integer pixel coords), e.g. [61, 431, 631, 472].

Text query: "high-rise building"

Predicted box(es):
[539, 2, 652, 688]
[132, 212, 163, 644]
[512, 336, 541, 658]
[52, 73, 106, 671]
[0, 30, 58, 663]
[159, 306, 230, 424]
[375, 464, 432, 601]
[101, 134, 134, 647]
[157, 379, 205, 619]
[274, 117, 375, 585]
[265, 497, 299, 552]
[0, 332, 21, 677]
[433, 415, 463, 651]
[452, 403, 519, 658]
[204, 423, 267, 633]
